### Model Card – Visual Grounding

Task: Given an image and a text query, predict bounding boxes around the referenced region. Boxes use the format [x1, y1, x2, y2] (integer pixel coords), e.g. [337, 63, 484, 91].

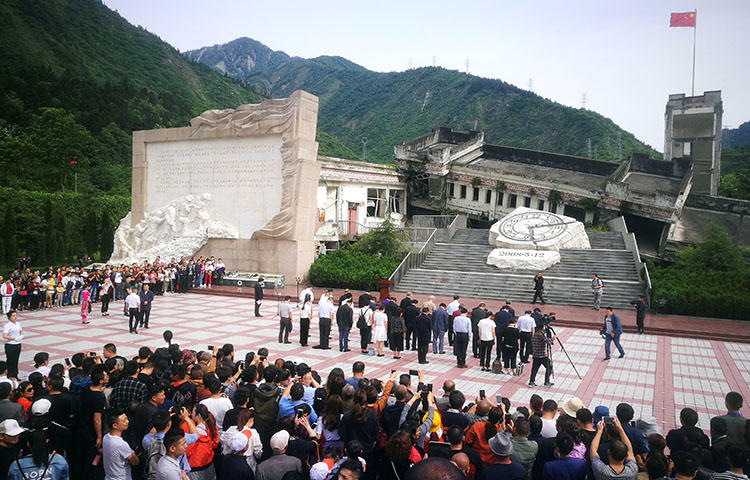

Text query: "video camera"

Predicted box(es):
[540, 312, 557, 336]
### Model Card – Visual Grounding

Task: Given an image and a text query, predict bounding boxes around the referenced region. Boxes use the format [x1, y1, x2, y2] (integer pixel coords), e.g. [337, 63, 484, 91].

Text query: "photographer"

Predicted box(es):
[528, 327, 557, 388]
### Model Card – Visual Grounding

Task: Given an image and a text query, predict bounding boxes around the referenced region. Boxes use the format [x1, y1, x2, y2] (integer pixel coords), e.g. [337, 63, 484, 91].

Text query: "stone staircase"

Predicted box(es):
[394, 229, 644, 309]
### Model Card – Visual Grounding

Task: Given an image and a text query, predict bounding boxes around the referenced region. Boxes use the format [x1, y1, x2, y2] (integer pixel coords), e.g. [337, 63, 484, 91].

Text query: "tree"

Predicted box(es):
[83, 209, 99, 257]
[100, 212, 114, 261]
[676, 223, 743, 272]
[349, 217, 403, 258]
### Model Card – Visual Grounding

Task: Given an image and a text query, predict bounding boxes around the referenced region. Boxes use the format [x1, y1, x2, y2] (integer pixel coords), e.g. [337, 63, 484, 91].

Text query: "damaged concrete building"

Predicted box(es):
[395, 90, 749, 258]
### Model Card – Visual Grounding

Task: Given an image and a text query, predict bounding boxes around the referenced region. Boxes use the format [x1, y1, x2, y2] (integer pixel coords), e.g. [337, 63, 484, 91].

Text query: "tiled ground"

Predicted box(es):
[7, 293, 750, 432]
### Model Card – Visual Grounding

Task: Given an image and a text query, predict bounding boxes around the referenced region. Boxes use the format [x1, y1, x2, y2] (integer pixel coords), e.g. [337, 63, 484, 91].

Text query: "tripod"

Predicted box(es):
[545, 325, 582, 380]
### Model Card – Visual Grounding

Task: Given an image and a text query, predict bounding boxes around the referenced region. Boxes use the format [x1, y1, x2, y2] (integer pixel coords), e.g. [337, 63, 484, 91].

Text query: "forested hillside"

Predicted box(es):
[187, 37, 660, 163]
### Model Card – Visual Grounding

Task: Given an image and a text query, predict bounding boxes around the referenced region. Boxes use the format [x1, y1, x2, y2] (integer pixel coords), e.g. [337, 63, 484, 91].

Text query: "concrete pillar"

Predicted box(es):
[584, 209, 594, 224]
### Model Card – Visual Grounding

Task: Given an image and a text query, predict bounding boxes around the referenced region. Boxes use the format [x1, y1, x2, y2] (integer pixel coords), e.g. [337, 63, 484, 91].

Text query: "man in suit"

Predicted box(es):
[602, 306, 625, 361]
[253, 278, 264, 317]
[403, 299, 420, 351]
[336, 298, 353, 352]
[138, 284, 154, 329]
[431, 303, 449, 354]
[416, 307, 432, 364]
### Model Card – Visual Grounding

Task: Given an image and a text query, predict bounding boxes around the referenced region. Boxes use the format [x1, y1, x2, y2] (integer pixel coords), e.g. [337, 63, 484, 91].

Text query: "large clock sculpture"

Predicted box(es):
[486, 207, 591, 271]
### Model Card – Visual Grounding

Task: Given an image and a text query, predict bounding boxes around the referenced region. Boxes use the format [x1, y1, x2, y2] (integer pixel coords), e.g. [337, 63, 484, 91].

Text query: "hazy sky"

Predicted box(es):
[103, 0, 749, 152]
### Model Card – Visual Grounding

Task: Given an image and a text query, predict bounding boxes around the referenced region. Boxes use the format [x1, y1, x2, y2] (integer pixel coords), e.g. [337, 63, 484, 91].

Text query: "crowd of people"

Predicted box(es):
[0, 260, 747, 480]
[276, 289, 627, 386]
[0, 324, 748, 480]
[0, 256, 227, 315]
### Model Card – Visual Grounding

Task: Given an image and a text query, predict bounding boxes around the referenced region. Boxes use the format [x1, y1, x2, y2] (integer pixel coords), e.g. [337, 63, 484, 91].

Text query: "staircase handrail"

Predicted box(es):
[388, 227, 437, 285]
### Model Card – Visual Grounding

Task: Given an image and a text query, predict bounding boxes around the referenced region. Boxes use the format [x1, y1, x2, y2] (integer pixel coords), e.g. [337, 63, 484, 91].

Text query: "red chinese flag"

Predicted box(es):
[670, 11, 696, 27]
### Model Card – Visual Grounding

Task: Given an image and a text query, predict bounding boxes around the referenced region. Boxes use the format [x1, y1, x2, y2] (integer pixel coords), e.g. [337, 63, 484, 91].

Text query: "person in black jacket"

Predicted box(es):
[337, 298, 354, 352]
[403, 299, 420, 351]
[254, 278, 265, 317]
[416, 308, 432, 364]
[532, 273, 546, 305]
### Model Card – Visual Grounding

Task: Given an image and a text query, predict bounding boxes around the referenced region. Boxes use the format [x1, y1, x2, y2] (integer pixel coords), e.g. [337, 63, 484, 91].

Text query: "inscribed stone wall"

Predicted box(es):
[117, 90, 320, 280]
[146, 135, 283, 239]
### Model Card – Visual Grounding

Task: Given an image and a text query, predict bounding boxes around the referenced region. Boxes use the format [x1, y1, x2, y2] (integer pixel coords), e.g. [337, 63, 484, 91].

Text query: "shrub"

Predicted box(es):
[310, 218, 407, 290]
[649, 224, 750, 320]
[309, 250, 402, 291]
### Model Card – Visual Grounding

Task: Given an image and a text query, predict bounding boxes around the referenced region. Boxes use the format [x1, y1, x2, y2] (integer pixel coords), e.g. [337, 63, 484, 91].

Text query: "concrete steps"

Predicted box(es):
[394, 228, 644, 309]
[395, 268, 643, 310]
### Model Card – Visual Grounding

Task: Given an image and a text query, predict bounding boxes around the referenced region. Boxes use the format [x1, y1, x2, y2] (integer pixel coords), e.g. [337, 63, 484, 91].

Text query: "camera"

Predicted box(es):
[603, 416, 614, 425]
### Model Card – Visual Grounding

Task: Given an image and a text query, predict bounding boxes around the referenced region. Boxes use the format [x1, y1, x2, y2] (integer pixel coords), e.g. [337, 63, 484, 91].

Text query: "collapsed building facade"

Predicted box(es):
[394, 90, 749, 257]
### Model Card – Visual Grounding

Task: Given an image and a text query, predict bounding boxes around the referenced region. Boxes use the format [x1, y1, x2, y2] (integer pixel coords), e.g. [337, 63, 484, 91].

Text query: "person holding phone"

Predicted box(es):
[589, 417, 637, 480]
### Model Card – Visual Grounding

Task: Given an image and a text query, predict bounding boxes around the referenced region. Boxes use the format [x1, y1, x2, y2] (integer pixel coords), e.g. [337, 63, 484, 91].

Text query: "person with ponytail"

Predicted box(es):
[464, 405, 506, 466]
[8, 428, 69, 480]
[185, 403, 219, 480]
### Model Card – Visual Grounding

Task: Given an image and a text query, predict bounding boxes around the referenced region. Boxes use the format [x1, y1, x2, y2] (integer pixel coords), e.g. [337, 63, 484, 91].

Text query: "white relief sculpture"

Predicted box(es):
[109, 193, 238, 264]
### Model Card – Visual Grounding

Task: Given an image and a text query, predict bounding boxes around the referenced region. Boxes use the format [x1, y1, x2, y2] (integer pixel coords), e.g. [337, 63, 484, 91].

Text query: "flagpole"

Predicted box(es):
[691, 8, 697, 96]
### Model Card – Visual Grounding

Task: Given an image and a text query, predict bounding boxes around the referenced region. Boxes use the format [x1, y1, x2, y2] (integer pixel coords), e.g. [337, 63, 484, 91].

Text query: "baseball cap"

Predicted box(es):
[270, 430, 290, 452]
[31, 398, 51, 416]
[228, 433, 248, 453]
[593, 405, 610, 424]
[0, 419, 27, 436]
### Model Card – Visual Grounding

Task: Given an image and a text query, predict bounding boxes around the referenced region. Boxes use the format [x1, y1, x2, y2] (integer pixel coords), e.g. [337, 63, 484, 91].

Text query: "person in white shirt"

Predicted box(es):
[125, 288, 141, 334]
[1, 281, 13, 314]
[102, 410, 139, 480]
[446, 295, 461, 346]
[517, 311, 536, 363]
[2, 311, 23, 380]
[477, 315, 497, 371]
[357, 304, 374, 354]
[200, 377, 233, 430]
[313, 291, 334, 350]
[298, 286, 314, 308]
[299, 293, 313, 347]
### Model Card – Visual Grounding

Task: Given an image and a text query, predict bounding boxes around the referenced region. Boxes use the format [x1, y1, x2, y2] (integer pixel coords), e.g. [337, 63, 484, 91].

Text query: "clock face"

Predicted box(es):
[498, 211, 567, 242]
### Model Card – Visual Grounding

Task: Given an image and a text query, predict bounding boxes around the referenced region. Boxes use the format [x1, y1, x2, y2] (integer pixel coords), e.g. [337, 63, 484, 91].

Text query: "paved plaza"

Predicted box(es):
[12, 292, 750, 432]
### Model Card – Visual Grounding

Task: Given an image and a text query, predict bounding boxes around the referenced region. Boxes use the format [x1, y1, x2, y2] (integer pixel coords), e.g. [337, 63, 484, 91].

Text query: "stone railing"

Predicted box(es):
[388, 228, 437, 286]
[412, 215, 455, 229]
[608, 216, 651, 305]
[439, 213, 466, 242]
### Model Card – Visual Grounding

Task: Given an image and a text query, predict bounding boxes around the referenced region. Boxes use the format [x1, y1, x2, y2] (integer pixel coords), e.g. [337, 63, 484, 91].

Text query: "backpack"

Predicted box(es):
[69, 375, 92, 395]
[252, 386, 280, 429]
[145, 435, 166, 480]
[491, 358, 502, 374]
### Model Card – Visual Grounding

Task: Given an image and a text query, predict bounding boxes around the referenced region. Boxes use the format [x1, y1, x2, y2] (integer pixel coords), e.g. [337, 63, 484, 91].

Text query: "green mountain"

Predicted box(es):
[723, 121, 750, 150]
[0, 0, 264, 195]
[186, 37, 660, 163]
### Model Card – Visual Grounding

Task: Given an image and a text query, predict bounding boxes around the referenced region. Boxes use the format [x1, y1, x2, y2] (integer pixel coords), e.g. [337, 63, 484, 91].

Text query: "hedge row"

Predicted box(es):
[309, 250, 402, 292]
[0, 187, 130, 269]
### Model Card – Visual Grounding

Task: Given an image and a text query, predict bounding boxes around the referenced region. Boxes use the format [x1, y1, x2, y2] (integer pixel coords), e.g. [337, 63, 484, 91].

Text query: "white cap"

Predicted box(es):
[31, 398, 51, 416]
[270, 430, 290, 452]
[310, 461, 333, 480]
[228, 433, 248, 453]
[0, 419, 27, 436]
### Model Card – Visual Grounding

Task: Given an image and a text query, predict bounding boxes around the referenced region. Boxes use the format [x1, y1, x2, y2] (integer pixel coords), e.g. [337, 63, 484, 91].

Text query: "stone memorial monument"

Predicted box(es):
[486, 207, 590, 270]
[110, 90, 320, 281]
